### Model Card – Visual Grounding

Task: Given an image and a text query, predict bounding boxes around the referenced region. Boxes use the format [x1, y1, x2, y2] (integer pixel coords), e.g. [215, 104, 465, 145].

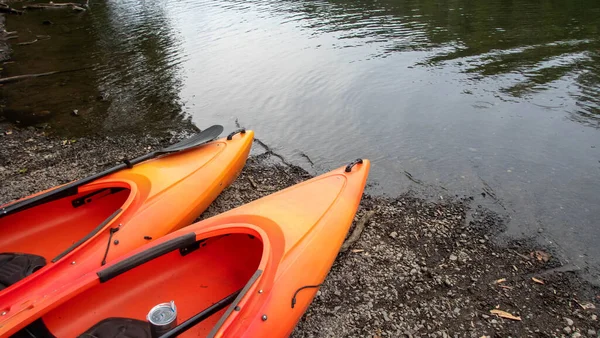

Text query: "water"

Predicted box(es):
[2, 0, 599, 282]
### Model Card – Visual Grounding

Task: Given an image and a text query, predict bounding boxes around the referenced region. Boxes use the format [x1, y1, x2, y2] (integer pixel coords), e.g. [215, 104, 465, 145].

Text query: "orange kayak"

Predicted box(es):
[2, 159, 369, 337]
[0, 129, 254, 315]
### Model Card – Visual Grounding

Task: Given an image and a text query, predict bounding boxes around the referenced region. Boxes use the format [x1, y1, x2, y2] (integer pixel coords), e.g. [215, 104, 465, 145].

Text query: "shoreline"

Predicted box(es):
[1, 124, 598, 336]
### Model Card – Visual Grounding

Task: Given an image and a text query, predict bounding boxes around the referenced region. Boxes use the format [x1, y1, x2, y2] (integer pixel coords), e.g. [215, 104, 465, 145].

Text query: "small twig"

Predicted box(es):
[510, 249, 530, 261]
[247, 176, 258, 189]
[340, 210, 376, 253]
[17, 39, 39, 46]
[246, 176, 276, 193]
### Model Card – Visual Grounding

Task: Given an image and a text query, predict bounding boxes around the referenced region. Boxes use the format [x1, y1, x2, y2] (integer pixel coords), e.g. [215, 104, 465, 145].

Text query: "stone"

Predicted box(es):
[565, 317, 574, 326]
[390, 231, 398, 239]
[563, 327, 571, 334]
[449, 254, 458, 261]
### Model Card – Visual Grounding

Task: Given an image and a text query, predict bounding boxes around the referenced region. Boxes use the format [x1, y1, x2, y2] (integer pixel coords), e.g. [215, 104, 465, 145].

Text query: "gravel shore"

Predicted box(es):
[1, 123, 598, 337]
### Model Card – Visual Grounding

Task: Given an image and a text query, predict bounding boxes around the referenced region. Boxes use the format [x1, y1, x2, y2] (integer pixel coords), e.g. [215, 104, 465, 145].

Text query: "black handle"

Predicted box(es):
[97, 233, 196, 283]
[226, 128, 246, 140]
[345, 159, 363, 172]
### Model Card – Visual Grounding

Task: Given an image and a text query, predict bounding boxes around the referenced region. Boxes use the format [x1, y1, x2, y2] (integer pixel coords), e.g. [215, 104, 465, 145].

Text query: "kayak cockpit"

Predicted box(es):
[0, 184, 133, 291]
[15, 232, 265, 337]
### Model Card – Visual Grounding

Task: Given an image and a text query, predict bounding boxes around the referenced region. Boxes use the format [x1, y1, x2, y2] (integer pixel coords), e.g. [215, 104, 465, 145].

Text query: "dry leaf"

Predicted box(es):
[490, 309, 522, 321]
[494, 278, 506, 284]
[352, 249, 364, 253]
[574, 300, 596, 310]
[5, 130, 12, 135]
[533, 250, 550, 262]
[532, 277, 544, 284]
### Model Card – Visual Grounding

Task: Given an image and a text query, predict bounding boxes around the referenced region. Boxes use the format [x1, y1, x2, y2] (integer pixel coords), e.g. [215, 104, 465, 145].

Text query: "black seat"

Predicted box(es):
[79, 318, 151, 338]
[0, 253, 46, 290]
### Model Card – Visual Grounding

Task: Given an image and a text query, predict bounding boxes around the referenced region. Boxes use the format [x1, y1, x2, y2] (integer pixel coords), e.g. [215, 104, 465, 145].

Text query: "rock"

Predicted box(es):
[565, 317, 574, 326]
[588, 329, 596, 336]
[592, 314, 597, 321]
[72, 110, 79, 116]
[449, 254, 458, 261]
[563, 327, 571, 334]
[389, 231, 398, 239]
[571, 332, 581, 338]
[481, 314, 489, 319]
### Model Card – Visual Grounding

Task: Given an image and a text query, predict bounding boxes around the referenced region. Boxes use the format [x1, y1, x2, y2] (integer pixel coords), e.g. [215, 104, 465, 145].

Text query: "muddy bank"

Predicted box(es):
[1, 124, 599, 337]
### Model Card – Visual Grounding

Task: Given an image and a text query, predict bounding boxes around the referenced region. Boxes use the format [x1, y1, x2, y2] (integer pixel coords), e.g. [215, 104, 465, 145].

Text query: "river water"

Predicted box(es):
[2, 0, 599, 282]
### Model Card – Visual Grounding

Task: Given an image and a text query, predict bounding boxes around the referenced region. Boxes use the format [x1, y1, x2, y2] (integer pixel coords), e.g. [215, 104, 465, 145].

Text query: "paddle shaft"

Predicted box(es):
[158, 289, 241, 338]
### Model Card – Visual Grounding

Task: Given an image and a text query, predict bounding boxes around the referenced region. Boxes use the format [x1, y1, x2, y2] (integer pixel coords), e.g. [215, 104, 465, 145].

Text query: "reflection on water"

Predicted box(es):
[271, 0, 600, 126]
[1, 0, 189, 135]
[1, 0, 600, 281]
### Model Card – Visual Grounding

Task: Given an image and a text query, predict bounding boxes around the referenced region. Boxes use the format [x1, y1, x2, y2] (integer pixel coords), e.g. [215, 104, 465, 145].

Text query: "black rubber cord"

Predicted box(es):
[291, 284, 322, 308]
[101, 227, 120, 266]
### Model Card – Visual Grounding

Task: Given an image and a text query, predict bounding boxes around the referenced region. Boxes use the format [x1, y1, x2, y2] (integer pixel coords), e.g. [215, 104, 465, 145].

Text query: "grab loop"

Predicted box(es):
[345, 159, 363, 172]
[227, 128, 246, 140]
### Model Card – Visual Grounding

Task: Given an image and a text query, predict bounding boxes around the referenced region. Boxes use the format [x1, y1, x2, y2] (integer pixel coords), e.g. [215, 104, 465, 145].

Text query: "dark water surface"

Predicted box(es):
[2, 0, 600, 282]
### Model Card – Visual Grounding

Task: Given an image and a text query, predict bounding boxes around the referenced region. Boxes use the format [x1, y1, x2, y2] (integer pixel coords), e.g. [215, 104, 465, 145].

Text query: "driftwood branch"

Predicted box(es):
[0, 66, 92, 84]
[0, 4, 24, 15]
[23, 2, 87, 11]
[340, 210, 375, 253]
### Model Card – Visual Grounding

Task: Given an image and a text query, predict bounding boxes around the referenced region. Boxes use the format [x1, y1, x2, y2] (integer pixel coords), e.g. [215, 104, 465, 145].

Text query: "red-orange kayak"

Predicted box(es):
[1, 159, 369, 337]
[0, 129, 254, 317]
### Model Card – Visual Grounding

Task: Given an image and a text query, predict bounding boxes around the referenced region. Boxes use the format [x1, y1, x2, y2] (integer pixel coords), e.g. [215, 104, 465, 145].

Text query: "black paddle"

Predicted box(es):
[0, 125, 224, 219]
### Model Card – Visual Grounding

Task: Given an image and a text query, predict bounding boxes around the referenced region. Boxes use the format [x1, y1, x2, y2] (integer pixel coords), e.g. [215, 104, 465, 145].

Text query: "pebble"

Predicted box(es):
[390, 231, 398, 239]
[449, 254, 458, 261]
[565, 317, 574, 326]
[571, 332, 581, 338]
[592, 314, 597, 321]
[563, 326, 572, 334]
[588, 329, 596, 336]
